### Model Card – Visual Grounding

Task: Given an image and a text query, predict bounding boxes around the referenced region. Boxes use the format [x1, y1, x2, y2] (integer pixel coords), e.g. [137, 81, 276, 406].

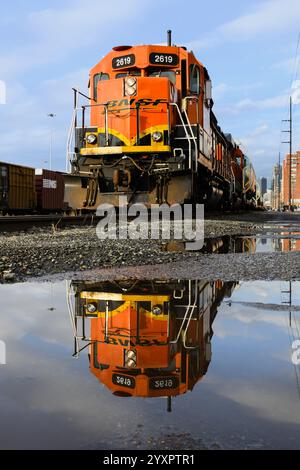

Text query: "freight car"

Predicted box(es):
[66, 31, 258, 209]
[35, 169, 65, 212]
[0, 162, 77, 215]
[0, 162, 36, 214]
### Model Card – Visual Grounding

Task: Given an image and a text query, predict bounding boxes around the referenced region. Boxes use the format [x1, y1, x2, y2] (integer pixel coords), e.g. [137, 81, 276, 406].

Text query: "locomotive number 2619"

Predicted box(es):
[112, 54, 135, 69]
[149, 53, 179, 66]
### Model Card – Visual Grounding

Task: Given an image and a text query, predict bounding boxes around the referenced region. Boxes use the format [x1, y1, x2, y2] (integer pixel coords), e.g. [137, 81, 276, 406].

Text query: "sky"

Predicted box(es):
[1, 0, 300, 180]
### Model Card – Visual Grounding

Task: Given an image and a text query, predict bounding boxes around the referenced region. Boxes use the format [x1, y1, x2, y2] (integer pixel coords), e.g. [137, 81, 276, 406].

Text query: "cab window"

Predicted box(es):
[189, 64, 200, 94]
[93, 73, 109, 100]
[116, 70, 141, 78]
[148, 69, 176, 84]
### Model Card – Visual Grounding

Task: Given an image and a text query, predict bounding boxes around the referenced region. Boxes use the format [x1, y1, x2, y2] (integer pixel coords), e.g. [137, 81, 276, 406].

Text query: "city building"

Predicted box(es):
[263, 189, 273, 210]
[282, 151, 300, 208]
[272, 163, 282, 210]
[260, 177, 267, 196]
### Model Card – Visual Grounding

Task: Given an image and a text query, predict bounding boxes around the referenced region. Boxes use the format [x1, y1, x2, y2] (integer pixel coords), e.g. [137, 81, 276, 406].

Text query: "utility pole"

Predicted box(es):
[282, 97, 293, 210]
[278, 151, 281, 211]
[47, 113, 56, 171]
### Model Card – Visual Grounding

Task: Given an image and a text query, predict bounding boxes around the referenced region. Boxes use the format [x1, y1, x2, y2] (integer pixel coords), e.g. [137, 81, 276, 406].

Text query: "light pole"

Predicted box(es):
[282, 96, 293, 210]
[47, 113, 56, 170]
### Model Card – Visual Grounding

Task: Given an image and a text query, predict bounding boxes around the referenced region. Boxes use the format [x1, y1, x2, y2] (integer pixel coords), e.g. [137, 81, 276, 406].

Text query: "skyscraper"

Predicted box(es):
[272, 163, 282, 210]
[260, 177, 267, 196]
[282, 152, 300, 208]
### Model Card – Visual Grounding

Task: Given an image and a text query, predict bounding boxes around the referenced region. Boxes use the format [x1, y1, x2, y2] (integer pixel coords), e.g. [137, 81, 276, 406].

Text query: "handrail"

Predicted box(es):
[170, 102, 192, 170]
[66, 93, 201, 172]
[182, 97, 199, 173]
[66, 108, 77, 172]
[170, 280, 198, 347]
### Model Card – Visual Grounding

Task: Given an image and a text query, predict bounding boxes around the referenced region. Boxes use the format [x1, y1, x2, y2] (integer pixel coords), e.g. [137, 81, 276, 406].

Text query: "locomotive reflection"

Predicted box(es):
[67, 279, 236, 408]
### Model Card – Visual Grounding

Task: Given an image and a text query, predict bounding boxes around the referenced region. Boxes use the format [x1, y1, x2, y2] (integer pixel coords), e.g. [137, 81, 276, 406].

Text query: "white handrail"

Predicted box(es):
[66, 108, 77, 172]
[182, 108, 198, 173]
[170, 280, 199, 347]
[170, 102, 192, 170]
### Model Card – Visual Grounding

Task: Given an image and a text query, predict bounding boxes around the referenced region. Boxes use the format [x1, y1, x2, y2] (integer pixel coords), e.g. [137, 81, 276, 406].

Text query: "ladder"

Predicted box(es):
[170, 102, 198, 173]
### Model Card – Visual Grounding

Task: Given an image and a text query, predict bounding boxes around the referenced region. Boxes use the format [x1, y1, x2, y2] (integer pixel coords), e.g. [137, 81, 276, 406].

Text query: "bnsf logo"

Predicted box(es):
[107, 98, 167, 108]
[105, 336, 166, 347]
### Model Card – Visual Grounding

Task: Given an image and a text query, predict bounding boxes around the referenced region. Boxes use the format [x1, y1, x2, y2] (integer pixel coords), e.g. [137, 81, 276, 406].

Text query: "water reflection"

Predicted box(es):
[1, 279, 300, 449]
[162, 237, 256, 254]
[68, 280, 237, 406]
[162, 234, 300, 254]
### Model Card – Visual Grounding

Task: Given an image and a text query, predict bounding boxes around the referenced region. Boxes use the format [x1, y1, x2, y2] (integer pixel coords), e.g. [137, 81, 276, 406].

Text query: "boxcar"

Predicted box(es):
[0, 162, 36, 214]
[35, 169, 65, 212]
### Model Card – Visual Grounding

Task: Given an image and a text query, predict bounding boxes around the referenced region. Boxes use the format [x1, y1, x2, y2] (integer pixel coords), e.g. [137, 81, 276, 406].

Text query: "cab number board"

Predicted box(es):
[149, 53, 179, 66]
[112, 373, 135, 389]
[112, 54, 135, 69]
[149, 376, 178, 390]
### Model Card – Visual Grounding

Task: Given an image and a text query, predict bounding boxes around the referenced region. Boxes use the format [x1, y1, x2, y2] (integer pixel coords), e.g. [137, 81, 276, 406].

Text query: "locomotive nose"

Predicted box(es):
[89, 75, 171, 149]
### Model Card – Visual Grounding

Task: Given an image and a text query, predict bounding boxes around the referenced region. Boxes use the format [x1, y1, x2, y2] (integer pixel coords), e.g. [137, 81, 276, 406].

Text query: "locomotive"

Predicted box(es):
[67, 31, 257, 209]
[68, 278, 237, 406]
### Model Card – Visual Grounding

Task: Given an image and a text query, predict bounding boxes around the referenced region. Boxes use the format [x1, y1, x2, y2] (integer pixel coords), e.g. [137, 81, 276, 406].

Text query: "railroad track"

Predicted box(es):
[0, 214, 99, 231]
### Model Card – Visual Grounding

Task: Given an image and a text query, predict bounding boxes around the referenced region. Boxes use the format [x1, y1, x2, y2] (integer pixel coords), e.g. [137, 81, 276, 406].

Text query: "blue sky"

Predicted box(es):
[1, 0, 300, 179]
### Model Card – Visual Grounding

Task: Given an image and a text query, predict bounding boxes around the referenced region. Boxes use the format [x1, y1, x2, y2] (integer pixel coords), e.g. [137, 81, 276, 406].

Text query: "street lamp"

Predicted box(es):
[47, 113, 56, 170]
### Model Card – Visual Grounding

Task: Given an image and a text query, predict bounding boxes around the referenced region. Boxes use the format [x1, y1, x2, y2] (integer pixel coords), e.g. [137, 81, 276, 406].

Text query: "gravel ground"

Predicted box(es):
[0, 211, 300, 283]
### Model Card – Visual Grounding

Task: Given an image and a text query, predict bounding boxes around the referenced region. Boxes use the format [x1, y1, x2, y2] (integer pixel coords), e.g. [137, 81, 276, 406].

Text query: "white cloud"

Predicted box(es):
[213, 378, 300, 425]
[235, 94, 288, 111]
[213, 82, 263, 101]
[188, 0, 300, 51]
[0, 0, 150, 78]
[0, 0, 153, 169]
[291, 80, 300, 104]
[219, 0, 300, 38]
[213, 83, 229, 100]
[273, 55, 300, 74]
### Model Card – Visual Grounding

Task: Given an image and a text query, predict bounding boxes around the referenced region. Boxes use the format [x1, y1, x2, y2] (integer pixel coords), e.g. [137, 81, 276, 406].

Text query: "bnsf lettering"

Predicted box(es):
[117, 99, 130, 107]
[107, 100, 118, 108]
[106, 98, 167, 108]
[105, 336, 166, 347]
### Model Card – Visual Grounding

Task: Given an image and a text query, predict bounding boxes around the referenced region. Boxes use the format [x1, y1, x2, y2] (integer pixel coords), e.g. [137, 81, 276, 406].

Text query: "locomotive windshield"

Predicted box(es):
[93, 73, 109, 99]
[116, 70, 141, 78]
[148, 69, 176, 84]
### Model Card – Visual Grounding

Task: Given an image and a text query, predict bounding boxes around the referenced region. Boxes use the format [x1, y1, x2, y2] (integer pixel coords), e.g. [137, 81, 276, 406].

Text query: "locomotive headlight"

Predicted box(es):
[124, 76, 137, 96]
[86, 133, 97, 145]
[125, 85, 136, 96]
[152, 304, 162, 315]
[126, 76, 136, 87]
[86, 302, 97, 313]
[127, 350, 136, 360]
[152, 131, 162, 142]
[125, 349, 137, 368]
[126, 358, 136, 368]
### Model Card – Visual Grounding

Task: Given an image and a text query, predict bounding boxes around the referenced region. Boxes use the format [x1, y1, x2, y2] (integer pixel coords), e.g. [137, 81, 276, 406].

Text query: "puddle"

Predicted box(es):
[0, 278, 300, 449]
[162, 234, 300, 254]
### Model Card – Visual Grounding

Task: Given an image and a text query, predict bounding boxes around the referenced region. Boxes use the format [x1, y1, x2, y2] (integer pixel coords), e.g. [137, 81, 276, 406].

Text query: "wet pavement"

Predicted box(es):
[0, 211, 300, 284]
[0, 278, 300, 450]
[1, 211, 300, 450]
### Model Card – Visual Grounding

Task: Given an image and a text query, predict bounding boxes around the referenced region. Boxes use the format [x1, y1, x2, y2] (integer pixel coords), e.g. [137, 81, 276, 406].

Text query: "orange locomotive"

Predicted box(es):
[69, 279, 236, 407]
[67, 31, 256, 209]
